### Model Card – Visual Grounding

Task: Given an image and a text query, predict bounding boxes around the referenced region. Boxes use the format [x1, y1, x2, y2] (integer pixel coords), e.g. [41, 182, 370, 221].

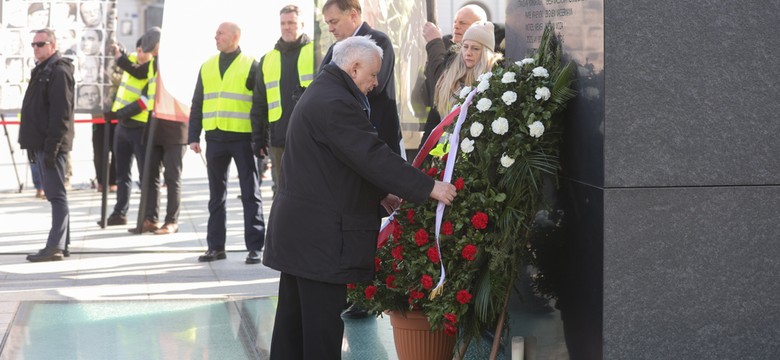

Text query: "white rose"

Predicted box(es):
[476, 98, 492, 112]
[491, 117, 508, 135]
[528, 121, 545, 138]
[501, 72, 517, 83]
[500, 154, 515, 168]
[477, 71, 493, 82]
[516, 58, 535, 66]
[460, 137, 475, 153]
[535, 87, 551, 101]
[532, 66, 549, 78]
[459, 86, 472, 99]
[501, 91, 517, 106]
[469, 122, 484, 137]
[476, 80, 490, 93]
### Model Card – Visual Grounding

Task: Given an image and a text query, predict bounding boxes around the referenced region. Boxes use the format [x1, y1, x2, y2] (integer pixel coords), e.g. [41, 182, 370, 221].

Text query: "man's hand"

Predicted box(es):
[429, 180, 456, 205]
[44, 152, 56, 169]
[189, 142, 201, 154]
[380, 194, 402, 214]
[423, 22, 443, 43]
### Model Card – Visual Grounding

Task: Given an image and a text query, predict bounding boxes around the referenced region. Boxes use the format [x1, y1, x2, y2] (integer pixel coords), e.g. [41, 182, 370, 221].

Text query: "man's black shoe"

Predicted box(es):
[341, 304, 369, 319]
[245, 250, 261, 264]
[104, 213, 128, 226]
[26, 248, 64, 262]
[63, 249, 70, 257]
[198, 250, 226, 262]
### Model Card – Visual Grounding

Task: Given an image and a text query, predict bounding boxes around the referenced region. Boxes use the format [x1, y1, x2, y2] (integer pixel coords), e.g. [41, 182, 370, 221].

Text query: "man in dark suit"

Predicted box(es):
[320, 0, 402, 155]
[262, 36, 457, 360]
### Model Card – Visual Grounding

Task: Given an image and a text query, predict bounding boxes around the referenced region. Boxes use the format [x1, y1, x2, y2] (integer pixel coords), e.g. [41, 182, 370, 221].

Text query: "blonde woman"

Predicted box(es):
[421, 21, 503, 148]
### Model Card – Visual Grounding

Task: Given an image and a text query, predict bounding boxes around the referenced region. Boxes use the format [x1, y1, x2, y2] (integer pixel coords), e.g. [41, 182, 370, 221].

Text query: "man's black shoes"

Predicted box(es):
[198, 250, 227, 262]
[27, 248, 64, 262]
[245, 250, 261, 264]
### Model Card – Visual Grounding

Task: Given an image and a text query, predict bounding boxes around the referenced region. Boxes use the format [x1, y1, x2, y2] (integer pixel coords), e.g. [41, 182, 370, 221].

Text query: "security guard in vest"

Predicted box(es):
[189, 22, 267, 265]
[104, 37, 154, 226]
[251, 4, 314, 196]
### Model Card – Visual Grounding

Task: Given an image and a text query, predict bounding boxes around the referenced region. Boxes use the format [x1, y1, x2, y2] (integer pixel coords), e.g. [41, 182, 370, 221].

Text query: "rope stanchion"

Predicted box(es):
[1, 114, 24, 193]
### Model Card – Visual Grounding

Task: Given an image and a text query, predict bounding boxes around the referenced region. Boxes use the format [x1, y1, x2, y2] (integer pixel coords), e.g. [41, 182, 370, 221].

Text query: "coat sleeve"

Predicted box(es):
[322, 99, 434, 204]
[424, 38, 449, 102]
[44, 64, 75, 155]
[116, 54, 151, 79]
[250, 57, 269, 154]
[187, 70, 205, 144]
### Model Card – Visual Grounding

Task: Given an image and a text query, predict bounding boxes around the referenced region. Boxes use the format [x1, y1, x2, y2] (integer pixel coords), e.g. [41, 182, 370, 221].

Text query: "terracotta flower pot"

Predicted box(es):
[387, 310, 456, 360]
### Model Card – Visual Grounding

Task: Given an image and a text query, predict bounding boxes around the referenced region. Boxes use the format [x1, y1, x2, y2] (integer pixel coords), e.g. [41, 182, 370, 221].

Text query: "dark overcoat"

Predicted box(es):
[262, 64, 434, 284]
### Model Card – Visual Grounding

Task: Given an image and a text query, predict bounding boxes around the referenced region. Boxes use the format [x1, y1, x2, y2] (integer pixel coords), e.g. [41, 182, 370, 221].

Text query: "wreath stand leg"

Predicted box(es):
[489, 280, 514, 360]
[455, 336, 472, 360]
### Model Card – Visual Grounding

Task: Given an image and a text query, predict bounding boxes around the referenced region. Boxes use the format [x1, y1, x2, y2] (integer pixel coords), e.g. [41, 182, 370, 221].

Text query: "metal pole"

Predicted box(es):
[1, 114, 24, 193]
[426, 0, 438, 24]
[98, 117, 110, 228]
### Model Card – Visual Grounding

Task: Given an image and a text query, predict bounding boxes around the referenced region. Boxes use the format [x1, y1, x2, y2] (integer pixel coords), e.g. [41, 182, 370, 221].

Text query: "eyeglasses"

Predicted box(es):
[31, 41, 51, 48]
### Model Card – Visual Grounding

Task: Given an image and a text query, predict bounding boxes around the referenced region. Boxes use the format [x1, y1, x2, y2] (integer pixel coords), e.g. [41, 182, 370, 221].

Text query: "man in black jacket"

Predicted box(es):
[320, 0, 402, 156]
[263, 35, 457, 360]
[251, 5, 314, 196]
[19, 29, 75, 262]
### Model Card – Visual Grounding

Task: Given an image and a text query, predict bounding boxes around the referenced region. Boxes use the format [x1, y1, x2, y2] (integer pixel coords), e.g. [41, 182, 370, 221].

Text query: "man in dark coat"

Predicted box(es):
[19, 29, 76, 262]
[262, 36, 457, 360]
[320, 0, 402, 155]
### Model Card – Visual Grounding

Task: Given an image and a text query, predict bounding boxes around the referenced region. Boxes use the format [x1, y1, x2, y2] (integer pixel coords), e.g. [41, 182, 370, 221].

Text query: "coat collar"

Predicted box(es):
[322, 63, 370, 117]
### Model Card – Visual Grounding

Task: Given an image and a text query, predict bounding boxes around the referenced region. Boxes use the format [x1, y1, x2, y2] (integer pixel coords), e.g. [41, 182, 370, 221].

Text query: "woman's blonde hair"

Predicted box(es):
[434, 46, 503, 116]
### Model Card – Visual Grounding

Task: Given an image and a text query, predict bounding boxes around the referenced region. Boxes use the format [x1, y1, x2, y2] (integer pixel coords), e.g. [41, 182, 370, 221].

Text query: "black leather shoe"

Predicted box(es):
[105, 213, 128, 226]
[26, 248, 64, 262]
[63, 249, 70, 257]
[341, 304, 369, 319]
[198, 250, 226, 262]
[245, 250, 261, 264]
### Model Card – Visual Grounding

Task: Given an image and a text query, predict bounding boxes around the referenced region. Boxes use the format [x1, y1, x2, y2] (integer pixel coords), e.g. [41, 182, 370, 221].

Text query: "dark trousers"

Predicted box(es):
[205, 139, 264, 251]
[269, 145, 284, 195]
[144, 143, 186, 224]
[92, 122, 117, 187]
[112, 125, 145, 216]
[270, 273, 346, 360]
[34, 150, 70, 250]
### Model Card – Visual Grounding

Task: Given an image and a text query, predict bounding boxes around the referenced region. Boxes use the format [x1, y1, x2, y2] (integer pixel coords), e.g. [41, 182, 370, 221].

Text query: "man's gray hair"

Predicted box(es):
[332, 36, 383, 69]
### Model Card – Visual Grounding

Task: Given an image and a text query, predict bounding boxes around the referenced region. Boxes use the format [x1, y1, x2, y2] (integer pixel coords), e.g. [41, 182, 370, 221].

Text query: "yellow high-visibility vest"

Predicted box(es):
[112, 54, 155, 122]
[201, 53, 254, 133]
[262, 41, 314, 122]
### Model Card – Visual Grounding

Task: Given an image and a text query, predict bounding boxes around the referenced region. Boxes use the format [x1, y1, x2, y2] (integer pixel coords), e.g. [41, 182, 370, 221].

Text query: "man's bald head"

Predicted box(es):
[452, 4, 487, 43]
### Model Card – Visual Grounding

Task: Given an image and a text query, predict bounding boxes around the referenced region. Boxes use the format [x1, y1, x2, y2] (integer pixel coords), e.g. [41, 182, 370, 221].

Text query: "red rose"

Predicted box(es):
[471, 212, 488, 230]
[427, 246, 440, 264]
[444, 313, 457, 324]
[385, 275, 396, 288]
[408, 289, 424, 304]
[420, 274, 433, 290]
[364, 285, 377, 300]
[454, 177, 465, 191]
[406, 209, 416, 224]
[441, 221, 453, 235]
[461, 244, 477, 261]
[391, 246, 404, 260]
[426, 167, 439, 177]
[374, 257, 381, 271]
[346, 283, 356, 289]
[456, 290, 472, 304]
[414, 229, 429, 247]
[444, 322, 458, 336]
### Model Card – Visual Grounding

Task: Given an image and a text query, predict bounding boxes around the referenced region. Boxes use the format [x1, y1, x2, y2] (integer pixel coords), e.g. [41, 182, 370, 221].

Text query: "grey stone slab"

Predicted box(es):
[604, 3, 780, 187]
[604, 186, 780, 359]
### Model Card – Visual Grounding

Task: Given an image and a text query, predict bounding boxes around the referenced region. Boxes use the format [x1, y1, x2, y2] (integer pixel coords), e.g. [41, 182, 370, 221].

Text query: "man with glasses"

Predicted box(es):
[18, 29, 76, 262]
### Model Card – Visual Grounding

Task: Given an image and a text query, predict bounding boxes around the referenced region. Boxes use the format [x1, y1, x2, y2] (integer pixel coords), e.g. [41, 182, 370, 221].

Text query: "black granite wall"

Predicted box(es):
[506, 1, 780, 358]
